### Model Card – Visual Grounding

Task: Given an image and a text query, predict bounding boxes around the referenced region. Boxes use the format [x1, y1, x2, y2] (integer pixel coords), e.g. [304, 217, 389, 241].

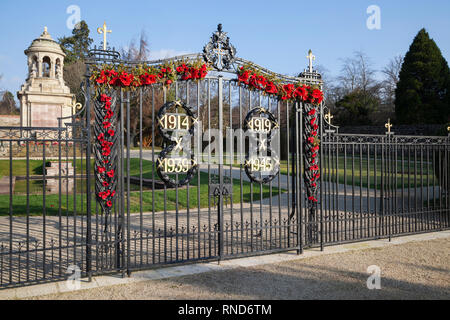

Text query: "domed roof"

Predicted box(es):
[25, 27, 65, 57]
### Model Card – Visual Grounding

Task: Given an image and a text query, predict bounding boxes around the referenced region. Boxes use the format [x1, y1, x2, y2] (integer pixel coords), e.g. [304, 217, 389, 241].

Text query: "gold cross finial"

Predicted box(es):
[447, 126, 450, 133]
[324, 110, 333, 125]
[307, 49, 316, 73]
[385, 118, 393, 134]
[97, 21, 112, 51]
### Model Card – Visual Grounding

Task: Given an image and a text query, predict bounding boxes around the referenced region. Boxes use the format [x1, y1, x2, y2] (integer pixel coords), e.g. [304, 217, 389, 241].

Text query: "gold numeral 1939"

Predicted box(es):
[158, 158, 193, 173]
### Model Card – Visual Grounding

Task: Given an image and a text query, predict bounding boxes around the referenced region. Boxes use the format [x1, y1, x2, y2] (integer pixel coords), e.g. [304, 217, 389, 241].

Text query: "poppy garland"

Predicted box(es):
[96, 93, 116, 209]
[91, 60, 210, 90]
[305, 105, 320, 204]
[237, 66, 324, 104]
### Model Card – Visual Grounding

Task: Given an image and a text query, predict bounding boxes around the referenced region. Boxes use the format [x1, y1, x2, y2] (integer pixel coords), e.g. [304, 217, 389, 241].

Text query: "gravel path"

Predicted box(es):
[30, 237, 450, 300]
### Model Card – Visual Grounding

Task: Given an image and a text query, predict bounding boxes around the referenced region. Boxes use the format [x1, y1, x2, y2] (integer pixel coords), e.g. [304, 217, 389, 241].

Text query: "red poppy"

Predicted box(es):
[140, 73, 157, 85]
[108, 129, 115, 137]
[107, 169, 115, 178]
[311, 89, 324, 104]
[294, 86, 308, 101]
[97, 133, 105, 142]
[97, 166, 106, 174]
[265, 82, 278, 94]
[106, 201, 113, 208]
[101, 140, 113, 148]
[100, 94, 111, 102]
[109, 77, 120, 86]
[105, 110, 114, 120]
[165, 79, 173, 86]
[102, 148, 111, 157]
[281, 84, 295, 100]
[238, 71, 250, 84]
[104, 70, 117, 78]
[104, 101, 112, 111]
[257, 75, 267, 87]
[103, 121, 111, 129]
[249, 74, 261, 89]
[103, 181, 109, 187]
[119, 72, 134, 87]
[96, 72, 107, 84]
[98, 191, 108, 200]
[191, 68, 200, 79]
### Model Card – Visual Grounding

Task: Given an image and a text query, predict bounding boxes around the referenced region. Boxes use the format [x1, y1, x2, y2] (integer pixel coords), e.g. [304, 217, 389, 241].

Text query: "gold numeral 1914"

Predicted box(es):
[159, 114, 190, 131]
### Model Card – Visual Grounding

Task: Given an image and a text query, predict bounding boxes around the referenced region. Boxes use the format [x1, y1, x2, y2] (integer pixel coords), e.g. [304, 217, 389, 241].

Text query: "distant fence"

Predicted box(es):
[339, 124, 444, 136]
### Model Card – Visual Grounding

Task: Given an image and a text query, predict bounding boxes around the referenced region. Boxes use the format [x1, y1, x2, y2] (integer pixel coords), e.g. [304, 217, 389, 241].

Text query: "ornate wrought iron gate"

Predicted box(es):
[86, 25, 316, 275]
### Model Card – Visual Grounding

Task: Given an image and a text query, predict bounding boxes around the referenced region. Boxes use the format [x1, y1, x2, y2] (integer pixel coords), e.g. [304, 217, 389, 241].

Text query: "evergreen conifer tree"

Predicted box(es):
[395, 28, 450, 124]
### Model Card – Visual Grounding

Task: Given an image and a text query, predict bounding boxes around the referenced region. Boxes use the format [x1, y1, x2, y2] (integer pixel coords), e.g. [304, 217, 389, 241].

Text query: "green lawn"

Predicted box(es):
[233, 155, 438, 190]
[0, 159, 91, 178]
[0, 159, 282, 216]
[320, 155, 438, 189]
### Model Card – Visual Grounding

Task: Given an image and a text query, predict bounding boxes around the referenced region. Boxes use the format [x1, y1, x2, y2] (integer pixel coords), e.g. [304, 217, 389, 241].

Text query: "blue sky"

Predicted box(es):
[0, 0, 449, 95]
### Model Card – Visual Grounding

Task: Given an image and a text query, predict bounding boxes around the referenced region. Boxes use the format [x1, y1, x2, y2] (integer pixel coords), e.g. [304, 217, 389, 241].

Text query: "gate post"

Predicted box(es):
[218, 75, 224, 261]
[319, 102, 324, 251]
[85, 62, 93, 281]
[295, 102, 303, 254]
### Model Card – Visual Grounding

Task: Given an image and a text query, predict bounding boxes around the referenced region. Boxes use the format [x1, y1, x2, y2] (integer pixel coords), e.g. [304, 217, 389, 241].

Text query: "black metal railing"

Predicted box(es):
[309, 126, 450, 248]
[0, 123, 90, 288]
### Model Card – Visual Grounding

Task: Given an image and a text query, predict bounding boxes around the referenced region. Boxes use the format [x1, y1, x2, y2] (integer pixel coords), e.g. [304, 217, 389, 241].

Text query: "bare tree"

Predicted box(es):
[121, 30, 154, 147]
[381, 55, 403, 108]
[338, 51, 379, 94]
[332, 51, 383, 125]
[64, 60, 85, 103]
[121, 31, 149, 61]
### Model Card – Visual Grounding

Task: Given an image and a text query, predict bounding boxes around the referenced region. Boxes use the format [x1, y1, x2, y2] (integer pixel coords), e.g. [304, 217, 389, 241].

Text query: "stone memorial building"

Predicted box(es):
[17, 27, 74, 128]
